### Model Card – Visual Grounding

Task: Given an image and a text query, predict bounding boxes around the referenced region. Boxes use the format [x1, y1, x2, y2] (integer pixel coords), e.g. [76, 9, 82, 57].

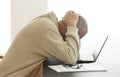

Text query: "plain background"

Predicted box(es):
[0, 0, 48, 55]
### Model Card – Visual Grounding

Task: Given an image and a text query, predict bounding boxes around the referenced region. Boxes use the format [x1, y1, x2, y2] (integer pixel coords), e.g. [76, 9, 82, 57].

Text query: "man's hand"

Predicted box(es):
[62, 11, 79, 26]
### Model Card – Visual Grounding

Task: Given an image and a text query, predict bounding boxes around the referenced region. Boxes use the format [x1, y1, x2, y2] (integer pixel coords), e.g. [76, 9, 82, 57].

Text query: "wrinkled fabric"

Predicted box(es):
[0, 12, 79, 77]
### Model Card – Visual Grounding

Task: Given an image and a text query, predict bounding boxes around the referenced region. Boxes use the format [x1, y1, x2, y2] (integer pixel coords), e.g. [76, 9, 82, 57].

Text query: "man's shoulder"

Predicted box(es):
[27, 12, 58, 31]
[32, 12, 58, 26]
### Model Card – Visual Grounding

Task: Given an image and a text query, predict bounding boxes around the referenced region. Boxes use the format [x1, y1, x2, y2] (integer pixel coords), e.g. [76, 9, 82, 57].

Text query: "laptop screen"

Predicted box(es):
[93, 35, 108, 61]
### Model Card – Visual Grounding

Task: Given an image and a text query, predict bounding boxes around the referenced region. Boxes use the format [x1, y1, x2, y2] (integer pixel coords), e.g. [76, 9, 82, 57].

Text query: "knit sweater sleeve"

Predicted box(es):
[41, 26, 80, 65]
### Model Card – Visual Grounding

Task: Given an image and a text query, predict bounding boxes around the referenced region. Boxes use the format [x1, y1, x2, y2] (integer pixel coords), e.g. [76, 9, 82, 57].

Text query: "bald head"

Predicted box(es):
[77, 16, 88, 38]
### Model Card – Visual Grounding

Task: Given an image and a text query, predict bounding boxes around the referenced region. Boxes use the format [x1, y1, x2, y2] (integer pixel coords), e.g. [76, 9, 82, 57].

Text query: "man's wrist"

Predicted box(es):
[67, 26, 78, 32]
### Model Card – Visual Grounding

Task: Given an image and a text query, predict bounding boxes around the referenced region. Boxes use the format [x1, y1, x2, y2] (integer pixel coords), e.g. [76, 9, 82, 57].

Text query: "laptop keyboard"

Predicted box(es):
[79, 53, 94, 61]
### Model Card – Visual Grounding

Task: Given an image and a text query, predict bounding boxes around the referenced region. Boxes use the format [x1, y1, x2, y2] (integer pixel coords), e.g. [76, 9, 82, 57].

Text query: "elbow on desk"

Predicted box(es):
[64, 55, 77, 65]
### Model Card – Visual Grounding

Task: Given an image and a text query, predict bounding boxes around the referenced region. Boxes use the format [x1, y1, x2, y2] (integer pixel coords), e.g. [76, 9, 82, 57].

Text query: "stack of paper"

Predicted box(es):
[48, 63, 107, 72]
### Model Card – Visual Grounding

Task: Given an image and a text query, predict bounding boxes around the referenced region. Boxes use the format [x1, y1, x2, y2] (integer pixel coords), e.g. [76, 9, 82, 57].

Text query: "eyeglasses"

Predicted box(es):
[63, 63, 82, 69]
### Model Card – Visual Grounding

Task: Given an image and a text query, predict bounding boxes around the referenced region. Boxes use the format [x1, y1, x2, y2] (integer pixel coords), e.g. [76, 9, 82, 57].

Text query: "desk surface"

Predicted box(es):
[43, 37, 120, 77]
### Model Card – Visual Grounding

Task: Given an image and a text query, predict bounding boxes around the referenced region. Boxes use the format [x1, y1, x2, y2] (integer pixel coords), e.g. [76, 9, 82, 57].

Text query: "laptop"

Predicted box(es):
[77, 34, 108, 63]
[44, 34, 108, 65]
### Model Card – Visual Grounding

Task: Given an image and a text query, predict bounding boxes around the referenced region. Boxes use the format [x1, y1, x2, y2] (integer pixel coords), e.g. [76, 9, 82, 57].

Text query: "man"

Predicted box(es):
[0, 11, 88, 77]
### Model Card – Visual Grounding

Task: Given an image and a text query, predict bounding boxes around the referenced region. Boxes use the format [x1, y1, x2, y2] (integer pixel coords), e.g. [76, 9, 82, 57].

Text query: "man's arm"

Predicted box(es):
[41, 26, 79, 65]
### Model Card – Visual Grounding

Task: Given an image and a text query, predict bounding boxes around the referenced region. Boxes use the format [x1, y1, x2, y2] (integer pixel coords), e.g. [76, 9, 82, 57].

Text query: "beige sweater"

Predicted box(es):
[0, 12, 80, 77]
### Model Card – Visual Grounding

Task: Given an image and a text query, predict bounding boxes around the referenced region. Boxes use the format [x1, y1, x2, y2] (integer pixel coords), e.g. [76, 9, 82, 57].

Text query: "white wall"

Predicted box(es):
[48, 0, 120, 35]
[11, 0, 48, 40]
[0, 0, 11, 55]
[0, 0, 48, 55]
[48, 0, 120, 52]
